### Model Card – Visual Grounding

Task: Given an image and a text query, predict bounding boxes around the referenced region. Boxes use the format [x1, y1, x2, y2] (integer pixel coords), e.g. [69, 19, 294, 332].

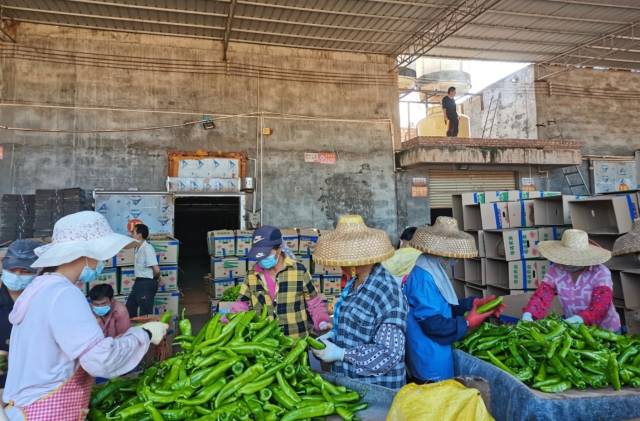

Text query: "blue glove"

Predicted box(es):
[522, 312, 533, 322]
[317, 330, 335, 342]
[565, 315, 584, 325]
[311, 339, 345, 363]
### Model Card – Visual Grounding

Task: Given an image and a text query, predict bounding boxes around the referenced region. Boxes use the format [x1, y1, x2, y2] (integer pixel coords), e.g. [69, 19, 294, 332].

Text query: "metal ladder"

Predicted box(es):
[562, 165, 591, 195]
[482, 93, 501, 138]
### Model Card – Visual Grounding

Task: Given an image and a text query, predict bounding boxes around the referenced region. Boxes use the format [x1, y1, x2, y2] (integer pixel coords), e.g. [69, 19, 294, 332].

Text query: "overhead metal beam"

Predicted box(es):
[536, 20, 640, 79]
[538, 0, 640, 11]
[47, 0, 227, 18]
[488, 9, 626, 26]
[392, 0, 503, 71]
[222, 0, 238, 61]
[446, 34, 573, 48]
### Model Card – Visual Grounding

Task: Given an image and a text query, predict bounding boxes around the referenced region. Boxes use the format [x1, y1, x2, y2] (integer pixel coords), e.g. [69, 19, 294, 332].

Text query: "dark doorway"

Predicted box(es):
[430, 208, 453, 225]
[174, 196, 240, 317]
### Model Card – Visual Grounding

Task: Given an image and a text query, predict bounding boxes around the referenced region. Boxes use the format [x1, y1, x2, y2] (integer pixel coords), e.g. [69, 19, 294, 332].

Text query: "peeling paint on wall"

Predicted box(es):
[318, 173, 374, 225]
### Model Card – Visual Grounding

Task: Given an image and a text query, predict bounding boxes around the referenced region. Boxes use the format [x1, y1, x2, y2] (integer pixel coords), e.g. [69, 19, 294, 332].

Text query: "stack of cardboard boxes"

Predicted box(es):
[452, 190, 569, 298]
[207, 228, 343, 315]
[568, 194, 640, 333]
[100, 236, 180, 318]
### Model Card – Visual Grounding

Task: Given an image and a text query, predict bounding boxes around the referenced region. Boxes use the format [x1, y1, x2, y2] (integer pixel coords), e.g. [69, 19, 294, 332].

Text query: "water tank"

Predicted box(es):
[398, 66, 416, 91]
[416, 58, 471, 95]
[417, 106, 470, 138]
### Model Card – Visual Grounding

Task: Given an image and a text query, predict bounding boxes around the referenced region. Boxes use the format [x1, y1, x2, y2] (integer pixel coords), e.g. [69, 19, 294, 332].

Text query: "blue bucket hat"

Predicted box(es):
[3, 239, 42, 272]
[248, 226, 282, 260]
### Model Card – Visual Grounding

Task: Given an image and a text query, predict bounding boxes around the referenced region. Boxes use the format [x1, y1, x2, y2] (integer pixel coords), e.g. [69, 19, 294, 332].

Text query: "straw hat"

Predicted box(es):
[613, 219, 640, 256]
[537, 229, 611, 266]
[32, 211, 135, 268]
[409, 216, 478, 259]
[313, 215, 394, 267]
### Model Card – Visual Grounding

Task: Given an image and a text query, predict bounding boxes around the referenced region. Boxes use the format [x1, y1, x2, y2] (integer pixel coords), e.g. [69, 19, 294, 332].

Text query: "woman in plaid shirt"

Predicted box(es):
[231, 226, 330, 338]
[311, 215, 408, 390]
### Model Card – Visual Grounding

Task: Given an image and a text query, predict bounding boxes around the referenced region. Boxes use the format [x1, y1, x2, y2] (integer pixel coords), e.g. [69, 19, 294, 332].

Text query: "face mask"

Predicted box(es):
[258, 254, 278, 270]
[92, 304, 111, 317]
[2, 270, 36, 291]
[79, 260, 105, 283]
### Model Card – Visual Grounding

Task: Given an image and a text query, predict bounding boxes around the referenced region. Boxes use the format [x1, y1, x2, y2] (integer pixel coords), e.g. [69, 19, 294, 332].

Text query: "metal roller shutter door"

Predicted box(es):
[429, 170, 516, 208]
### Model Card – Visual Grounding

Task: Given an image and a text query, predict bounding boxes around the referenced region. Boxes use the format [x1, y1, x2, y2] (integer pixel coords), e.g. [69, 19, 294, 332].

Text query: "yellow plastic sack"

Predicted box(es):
[386, 380, 494, 421]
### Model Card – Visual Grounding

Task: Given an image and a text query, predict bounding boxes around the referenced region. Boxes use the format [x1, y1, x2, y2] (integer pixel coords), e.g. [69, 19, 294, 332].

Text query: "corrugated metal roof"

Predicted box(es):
[2, 0, 640, 71]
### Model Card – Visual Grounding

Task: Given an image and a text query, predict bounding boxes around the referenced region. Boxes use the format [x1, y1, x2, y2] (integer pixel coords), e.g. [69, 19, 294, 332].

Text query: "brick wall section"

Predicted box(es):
[401, 136, 583, 151]
[535, 66, 640, 155]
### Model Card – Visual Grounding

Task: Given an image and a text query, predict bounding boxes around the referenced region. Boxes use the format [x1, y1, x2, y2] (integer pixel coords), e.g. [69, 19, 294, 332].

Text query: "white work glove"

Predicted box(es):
[311, 339, 345, 363]
[565, 315, 584, 325]
[317, 330, 335, 342]
[522, 312, 533, 322]
[140, 322, 169, 345]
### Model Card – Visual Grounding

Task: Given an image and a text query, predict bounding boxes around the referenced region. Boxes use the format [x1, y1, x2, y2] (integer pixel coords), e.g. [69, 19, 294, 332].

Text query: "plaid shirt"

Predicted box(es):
[333, 264, 408, 389]
[239, 257, 318, 338]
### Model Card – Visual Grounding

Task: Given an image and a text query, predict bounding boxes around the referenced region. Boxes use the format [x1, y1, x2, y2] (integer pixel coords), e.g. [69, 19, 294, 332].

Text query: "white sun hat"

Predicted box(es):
[537, 229, 611, 266]
[32, 211, 136, 268]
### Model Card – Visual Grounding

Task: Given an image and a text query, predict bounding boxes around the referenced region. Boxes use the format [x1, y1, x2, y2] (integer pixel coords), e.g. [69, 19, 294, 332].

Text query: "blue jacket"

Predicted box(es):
[404, 266, 473, 381]
[0, 284, 14, 387]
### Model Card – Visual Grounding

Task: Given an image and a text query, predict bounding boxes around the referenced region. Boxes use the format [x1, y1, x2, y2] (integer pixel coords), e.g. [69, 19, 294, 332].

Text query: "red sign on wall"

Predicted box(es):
[304, 152, 336, 165]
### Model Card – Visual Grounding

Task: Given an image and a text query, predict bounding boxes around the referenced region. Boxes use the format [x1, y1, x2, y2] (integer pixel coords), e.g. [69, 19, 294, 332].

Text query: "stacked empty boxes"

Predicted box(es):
[453, 190, 568, 298]
[95, 237, 180, 318]
[34, 188, 91, 238]
[568, 193, 640, 332]
[0, 194, 35, 243]
[207, 229, 330, 315]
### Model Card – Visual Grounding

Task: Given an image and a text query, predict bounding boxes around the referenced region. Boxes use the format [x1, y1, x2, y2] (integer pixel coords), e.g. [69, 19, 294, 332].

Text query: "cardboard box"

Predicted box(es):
[119, 267, 136, 295]
[103, 257, 116, 268]
[454, 192, 486, 206]
[452, 279, 466, 299]
[561, 195, 587, 225]
[212, 278, 236, 299]
[153, 291, 180, 317]
[281, 229, 300, 254]
[323, 275, 342, 295]
[313, 262, 342, 276]
[87, 267, 118, 294]
[508, 200, 535, 228]
[464, 283, 487, 298]
[208, 230, 236, 258]
[500, 292, 562, 320]
[149, 236, 179, 265]
[312, 275, 322, 294]
[537, 227, 567, 243]
[235, 230, 253, 257]
[464, 259, 483, 285]
[484, 259, 539, 290]
[621, 270, 640, 310]
[483, 229, 540, 261]
[485, 190, 520, 203]
[158, 266, 178, 292]
[611, 269, 624, 301]
[537, 259, 551, 281]
[480, 202, 510, 230]
[569, 196, 636, 234]
[116, 248, 135, 267]
[326, 296, 337, 315]
[589, 234, 617, 251]
[625, 309, 640, 335]
[211, 257, 247, 280]
[532, 196, 565, 226]
[477, 231, 486, 258]
[607, 253, 640, 271]
[298, 228, 320, 256]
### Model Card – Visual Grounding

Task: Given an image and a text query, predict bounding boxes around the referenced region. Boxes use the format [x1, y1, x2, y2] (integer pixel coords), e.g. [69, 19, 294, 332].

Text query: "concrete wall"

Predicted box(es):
[535, 66, 640, 156]
[0, 23, 400, 234]
[463, 66, 538, 140]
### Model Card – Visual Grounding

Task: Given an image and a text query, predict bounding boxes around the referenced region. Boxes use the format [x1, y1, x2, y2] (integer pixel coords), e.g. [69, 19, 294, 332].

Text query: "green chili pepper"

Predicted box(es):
[229, 343, 278, 356]
[280, 402, 334, 421]
[276, 370, 301, 403]
[185, 356, 241, 390]
[336, 407, 354, 421]
[486, 351, 516, 376]
[259, 388, 273, 402]
[333, 391, 360, 403]
[546, 338, 561, 359]
[592, 328, 623, 342]
[282, 338, 308, 366]
[578, 324, 598, 349]
[618, 346, 639, 366]
[176, 378, 226, 406]
[179, 308, 192, 337]
[143, 402, 164, 421]
[476, 297, 503, 314]
[559, 335, 573, 359]
[159, 312, 173, 324]
[160, 359, 182, 389]
[609, 353, 622, 391]
[232, 361, 246, 376]
[205, 313, 222, 340]
[306, 336, 326, 350]
[540, 380, 572, 393]
[283, 364, 296, 379]
[238, 375, 276, 395]
[263, 403, 283, 414]
[91, 380, 124, 407]
[114, 402, 147, 420]
[252, 320, 278, 343]
[508, 341, 526, 367]
[215, 363, 265, 408]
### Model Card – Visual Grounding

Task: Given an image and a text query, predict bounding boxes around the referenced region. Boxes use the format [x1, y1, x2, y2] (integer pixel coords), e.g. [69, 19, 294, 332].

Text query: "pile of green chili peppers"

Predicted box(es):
[89, 307, 367, 421]
[456, 315, 640, 393]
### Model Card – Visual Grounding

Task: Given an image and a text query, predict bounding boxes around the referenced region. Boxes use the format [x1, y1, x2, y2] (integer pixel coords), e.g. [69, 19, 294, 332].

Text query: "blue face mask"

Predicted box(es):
[258, 254, 278, 270]
[92, 304, 111, 317]
[79, 260, 105, 284]
[2, 270, 36, 291]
